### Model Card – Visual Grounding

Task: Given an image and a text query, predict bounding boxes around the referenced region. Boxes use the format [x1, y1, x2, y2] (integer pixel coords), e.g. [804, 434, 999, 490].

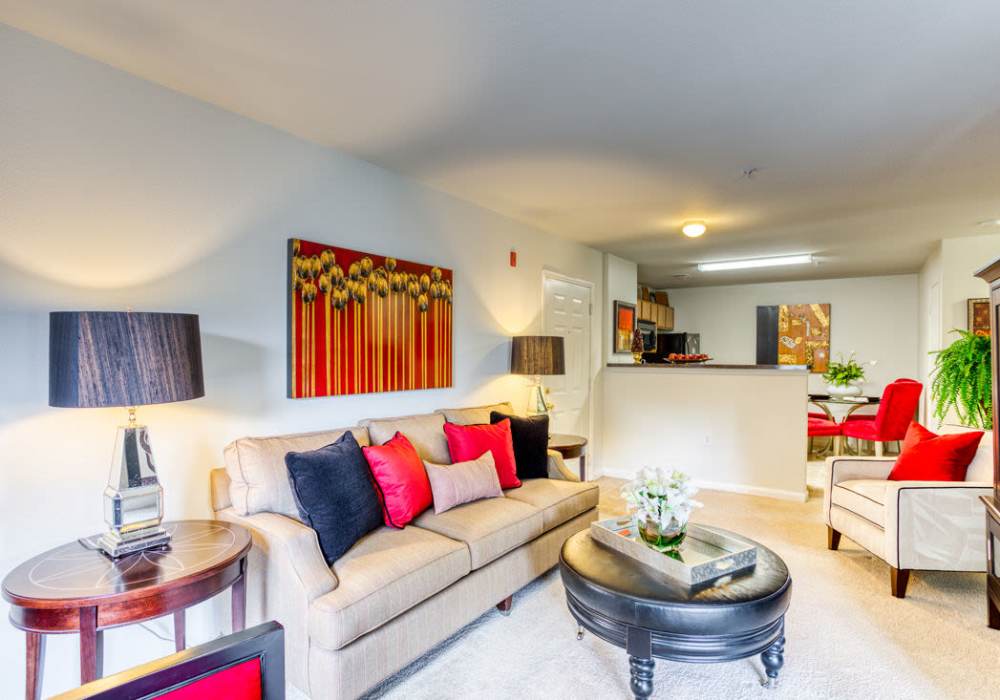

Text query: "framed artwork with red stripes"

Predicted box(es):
[287, 238, 453, 398]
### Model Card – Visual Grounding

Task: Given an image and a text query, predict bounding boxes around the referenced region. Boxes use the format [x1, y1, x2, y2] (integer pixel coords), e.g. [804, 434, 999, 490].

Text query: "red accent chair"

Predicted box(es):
[841, 379, 923, 456]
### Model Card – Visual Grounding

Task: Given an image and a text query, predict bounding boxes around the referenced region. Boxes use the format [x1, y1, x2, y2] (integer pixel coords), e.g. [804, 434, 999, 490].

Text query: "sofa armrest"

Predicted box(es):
[882, 481, 993, 570]
[215, 508, 335, 692]
[217, 508, 337, 601]
[826, 456, 896, 485]
[823, 457, 896, 525]
[547, 449, 581, 481]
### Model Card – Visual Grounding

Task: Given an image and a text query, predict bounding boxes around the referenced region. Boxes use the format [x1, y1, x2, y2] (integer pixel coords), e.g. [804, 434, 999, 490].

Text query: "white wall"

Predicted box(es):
[602, 366, 808, 501]
[665, 274, 920, 395]
[918, 233, 999, 423]
[0, 26, 603, 697]
[602, 253, 637, 363]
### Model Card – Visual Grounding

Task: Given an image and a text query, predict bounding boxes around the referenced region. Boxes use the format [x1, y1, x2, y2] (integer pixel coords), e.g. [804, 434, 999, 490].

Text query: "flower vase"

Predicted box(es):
[638, 517, 687, 553]
[632, 352, 643, 365]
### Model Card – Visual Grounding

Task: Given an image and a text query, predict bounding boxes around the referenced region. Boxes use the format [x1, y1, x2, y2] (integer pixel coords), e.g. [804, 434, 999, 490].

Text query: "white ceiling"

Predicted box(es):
[4, 1, 1000, 287]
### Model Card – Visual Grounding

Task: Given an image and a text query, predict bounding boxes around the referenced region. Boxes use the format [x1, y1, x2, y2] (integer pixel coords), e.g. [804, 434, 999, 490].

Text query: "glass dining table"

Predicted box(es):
[808, 394, 881, 457]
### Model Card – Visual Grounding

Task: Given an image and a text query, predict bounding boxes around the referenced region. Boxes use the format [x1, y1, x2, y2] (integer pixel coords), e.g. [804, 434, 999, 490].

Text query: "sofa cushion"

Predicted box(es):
[889, 422, 983, 482]
[504, 478, 600, 531]
[832, 480, 887, 527]
[491, 411, 550, 480]
[425, 453, 503, 514]
[363, 433, 433, 528]
[224, 427, 370, 519]
[444, 419, 521, 489]
[361, 413, 451, 464]
[437, 402, 515, 426]
[415, 497, 543, 569]
[285, 432, 384, 564]
[310, 526, 470, 650]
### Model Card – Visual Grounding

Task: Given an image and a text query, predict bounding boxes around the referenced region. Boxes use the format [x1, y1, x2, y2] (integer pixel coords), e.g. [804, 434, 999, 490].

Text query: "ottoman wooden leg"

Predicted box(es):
[761, 635, 785, 688]
[628, 656, 655, 700]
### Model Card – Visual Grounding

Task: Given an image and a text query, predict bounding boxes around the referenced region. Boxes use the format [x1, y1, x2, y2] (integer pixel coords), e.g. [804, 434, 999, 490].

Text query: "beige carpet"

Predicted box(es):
[358, 479, 998, 699]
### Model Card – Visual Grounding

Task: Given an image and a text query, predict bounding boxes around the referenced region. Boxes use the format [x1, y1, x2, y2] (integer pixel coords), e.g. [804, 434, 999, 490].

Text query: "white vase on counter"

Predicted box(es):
[826, 381, 863, 397]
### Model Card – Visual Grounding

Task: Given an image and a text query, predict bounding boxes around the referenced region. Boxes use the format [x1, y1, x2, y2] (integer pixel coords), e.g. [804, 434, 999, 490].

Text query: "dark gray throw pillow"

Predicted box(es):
[490, 411, 549, 480]
[285, 431, 383, 565]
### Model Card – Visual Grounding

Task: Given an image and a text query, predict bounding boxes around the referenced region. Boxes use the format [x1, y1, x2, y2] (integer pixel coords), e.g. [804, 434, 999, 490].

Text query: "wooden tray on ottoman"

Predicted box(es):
[590, 517, 757, 586]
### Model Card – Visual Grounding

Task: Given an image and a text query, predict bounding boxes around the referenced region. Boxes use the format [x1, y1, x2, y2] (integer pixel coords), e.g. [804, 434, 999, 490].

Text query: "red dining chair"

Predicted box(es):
[808, 414, 842, 457]
[841, 379, 923, 456]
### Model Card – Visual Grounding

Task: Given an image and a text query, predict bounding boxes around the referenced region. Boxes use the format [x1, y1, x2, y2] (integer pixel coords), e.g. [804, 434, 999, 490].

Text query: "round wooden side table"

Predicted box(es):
[2, 520, 251, 700]
[548, 433, 589, 481]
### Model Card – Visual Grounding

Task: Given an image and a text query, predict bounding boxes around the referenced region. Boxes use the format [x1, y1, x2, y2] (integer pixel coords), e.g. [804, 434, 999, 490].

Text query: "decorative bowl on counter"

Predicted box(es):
[665, 353, 712, 364]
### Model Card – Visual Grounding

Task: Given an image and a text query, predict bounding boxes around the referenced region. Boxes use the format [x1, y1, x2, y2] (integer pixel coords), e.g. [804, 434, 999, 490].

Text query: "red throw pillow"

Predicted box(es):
[887, 422, 984, 482]
[443, 419, 521, 489]
[362, 432, 432, 527]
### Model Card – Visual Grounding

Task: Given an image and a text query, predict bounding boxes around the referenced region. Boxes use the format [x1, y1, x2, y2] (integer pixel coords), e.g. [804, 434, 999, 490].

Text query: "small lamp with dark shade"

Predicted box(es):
[49, 311, 205, 558]
[510, 335, 565, 414]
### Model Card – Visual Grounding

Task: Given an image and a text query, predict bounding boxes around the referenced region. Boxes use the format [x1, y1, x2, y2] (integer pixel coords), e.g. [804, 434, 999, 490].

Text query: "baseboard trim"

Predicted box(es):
[600, 468, 809, 503]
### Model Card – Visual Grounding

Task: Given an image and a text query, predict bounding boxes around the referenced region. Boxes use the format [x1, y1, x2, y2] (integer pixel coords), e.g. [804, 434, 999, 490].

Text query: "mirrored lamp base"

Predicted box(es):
[98, 420, 171, 558]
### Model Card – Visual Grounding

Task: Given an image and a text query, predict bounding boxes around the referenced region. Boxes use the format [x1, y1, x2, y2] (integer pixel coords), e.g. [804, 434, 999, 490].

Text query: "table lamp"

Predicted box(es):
[510, 335, 565, 414]
[49, 311, 204, 558]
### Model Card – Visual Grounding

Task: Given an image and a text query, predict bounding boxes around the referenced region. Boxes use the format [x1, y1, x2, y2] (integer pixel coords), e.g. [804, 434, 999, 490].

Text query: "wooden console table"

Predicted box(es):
[2, 520, 251, 700]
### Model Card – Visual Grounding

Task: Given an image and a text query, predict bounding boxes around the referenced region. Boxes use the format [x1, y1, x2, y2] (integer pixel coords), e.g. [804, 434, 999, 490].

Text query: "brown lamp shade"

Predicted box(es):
[49, 311, 205, 408]
[510, 335, 565, 376]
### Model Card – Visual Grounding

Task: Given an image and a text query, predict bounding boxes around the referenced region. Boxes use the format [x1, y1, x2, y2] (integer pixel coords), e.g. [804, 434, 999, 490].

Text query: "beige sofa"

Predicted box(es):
[824, 425, 993, 598]
[209, 402, 599, 699]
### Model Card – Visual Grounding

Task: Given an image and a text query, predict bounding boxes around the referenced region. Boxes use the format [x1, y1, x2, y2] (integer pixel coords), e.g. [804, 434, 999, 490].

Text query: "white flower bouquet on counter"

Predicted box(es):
[621, 468, 702, 552]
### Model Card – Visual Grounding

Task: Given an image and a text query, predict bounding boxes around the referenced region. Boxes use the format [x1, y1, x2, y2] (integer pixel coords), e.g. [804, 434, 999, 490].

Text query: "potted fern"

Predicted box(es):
[930, 330, 993, 429]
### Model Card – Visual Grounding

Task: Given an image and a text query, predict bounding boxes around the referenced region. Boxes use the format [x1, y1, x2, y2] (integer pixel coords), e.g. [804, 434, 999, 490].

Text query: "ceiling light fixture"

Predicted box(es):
[681, 221, 706, 238]
[697, 254, 814, 272]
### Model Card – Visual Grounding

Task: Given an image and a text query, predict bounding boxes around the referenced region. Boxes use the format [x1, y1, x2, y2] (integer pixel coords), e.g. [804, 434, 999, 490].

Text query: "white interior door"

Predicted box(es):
[543, 275, 592, 437]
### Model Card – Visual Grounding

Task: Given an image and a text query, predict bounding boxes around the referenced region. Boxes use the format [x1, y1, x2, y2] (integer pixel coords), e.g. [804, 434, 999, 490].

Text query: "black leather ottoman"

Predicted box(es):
[559, 528, 791, 699]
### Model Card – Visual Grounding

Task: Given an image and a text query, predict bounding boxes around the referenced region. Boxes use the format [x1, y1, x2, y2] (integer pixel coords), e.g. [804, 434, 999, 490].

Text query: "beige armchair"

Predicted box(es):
[823, 428, 993, 597]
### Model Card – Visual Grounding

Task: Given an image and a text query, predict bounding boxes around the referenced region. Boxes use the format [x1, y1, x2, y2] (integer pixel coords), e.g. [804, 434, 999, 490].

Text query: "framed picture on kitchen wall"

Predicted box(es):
[287, 238, 453, 398]
[613, 300, 636, 354]
[968, 297, 990, 337]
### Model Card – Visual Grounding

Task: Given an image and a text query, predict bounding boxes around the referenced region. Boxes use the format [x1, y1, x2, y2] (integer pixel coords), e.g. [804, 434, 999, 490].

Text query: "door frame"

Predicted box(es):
[541, 269, 596, 456]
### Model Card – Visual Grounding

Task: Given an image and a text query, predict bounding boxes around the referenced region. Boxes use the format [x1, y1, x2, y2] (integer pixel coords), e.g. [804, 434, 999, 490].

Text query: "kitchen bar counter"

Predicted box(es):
[607, 362, 807, 371]
[602, 361, 808, 501]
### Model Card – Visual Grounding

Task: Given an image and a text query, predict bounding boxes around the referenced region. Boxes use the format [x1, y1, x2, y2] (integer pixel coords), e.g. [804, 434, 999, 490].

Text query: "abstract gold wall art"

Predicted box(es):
[288, 238, 453, 397]
[756, 303, 831, 373]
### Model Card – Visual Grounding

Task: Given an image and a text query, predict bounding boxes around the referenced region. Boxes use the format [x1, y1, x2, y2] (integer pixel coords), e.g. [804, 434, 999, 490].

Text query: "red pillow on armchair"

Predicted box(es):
[443, 419, 521, 489]
[887, 422, 984, 482]
[362, 432, 433, 527]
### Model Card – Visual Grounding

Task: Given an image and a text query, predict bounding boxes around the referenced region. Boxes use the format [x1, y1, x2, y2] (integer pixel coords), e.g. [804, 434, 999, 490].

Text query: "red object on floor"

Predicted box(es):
[444, 419, 521, 489]
[363, 432, 433, 527]
[161, 656, 262, 699]
[841, 379, 922, 444]
[888, 422, 984, 481]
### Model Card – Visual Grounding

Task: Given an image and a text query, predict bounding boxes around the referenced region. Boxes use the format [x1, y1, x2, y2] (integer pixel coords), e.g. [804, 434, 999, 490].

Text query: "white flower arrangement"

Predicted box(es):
[621, 467, 702, 531]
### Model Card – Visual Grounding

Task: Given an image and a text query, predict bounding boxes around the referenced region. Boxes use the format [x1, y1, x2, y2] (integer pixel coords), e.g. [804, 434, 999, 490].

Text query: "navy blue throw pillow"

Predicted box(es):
[285, 431, 382, 565]
[490, 411, 549, 480]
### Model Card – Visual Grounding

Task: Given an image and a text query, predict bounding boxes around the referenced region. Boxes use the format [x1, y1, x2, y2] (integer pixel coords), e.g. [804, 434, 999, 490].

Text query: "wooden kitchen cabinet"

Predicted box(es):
[638, 298, 674, 331]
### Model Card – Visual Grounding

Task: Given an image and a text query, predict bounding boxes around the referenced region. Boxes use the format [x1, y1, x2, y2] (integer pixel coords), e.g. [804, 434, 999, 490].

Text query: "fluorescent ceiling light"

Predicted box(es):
[697, 254, 813, 272]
